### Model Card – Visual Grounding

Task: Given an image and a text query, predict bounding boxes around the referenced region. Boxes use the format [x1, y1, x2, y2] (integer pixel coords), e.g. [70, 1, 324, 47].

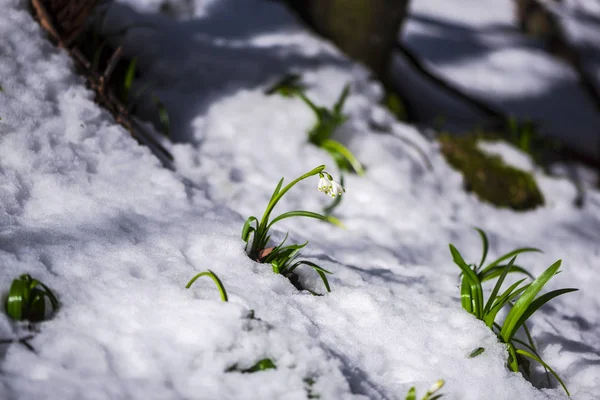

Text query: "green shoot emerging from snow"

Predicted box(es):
[186, 270, 228, 302]
[227, 358, 276, 373]
[296, 85, 365, 176]
[405, 380, 445, 400]
[450, 229, 578, 396]
[5, 274, 59, 322]
[265, 73, 306, 97]
[242, 165, 343, 292]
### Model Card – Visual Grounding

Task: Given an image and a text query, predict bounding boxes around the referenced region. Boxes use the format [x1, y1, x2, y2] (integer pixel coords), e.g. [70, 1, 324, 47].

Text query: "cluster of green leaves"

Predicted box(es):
[450, 229, 577, 395]
[82, 28, 171, 137]
[5, 274, 59, 322]
[242, 165, 342, 293]
[297, 85, 364, 176]
[186, 270, 228, 302]
[405, 380, 444, 400]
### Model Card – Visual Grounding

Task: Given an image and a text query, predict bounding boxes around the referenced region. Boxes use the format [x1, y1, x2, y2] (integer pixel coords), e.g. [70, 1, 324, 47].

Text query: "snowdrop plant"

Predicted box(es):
[450, 231, 578, 396]
[296, 85, 365, 176]
[242, 165, 343, 292]
[186, 270, 228, 302]
[5, 274, 59, 322]
[405, 380, 445, 400]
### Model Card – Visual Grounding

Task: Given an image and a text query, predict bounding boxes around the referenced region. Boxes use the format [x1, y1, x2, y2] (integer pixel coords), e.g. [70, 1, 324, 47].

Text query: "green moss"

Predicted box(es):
[439, 134, 544, 211]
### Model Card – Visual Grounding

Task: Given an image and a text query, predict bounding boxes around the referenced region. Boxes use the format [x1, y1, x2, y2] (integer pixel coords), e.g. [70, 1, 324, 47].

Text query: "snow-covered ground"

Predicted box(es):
[0, 0, 599, 399]
[399, 0, 600, 162]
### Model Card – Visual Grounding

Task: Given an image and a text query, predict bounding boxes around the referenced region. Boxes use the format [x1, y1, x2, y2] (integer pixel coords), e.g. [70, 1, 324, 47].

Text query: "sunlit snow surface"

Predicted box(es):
[400, 0, 600, 162]
[0, 0, 599, 399]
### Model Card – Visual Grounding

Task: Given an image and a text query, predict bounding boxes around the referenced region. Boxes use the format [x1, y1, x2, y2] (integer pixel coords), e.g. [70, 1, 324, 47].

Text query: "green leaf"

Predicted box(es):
[473, 227, 489, 270]
[269, 178, 285, 205]
[151, 95, 170, 137]
[450, 245, 483, 318]
[32, 280, 59, 311]
[480, 264, 534, 282]
[511, 288, 578, 342]
[500, 260, 563, 342]
[288, 260, 332, 292]
[6, 278, 28, 321]
[122, 57, 138, 102]
[483, 279, 528, 328]
[469, 347, 485, 358]
[259, 166, 325, 233]
[515, 349, 570, 396]
[267, 210, 333, 230]
[241, 216, 258, 242]
[480, 247, 541, 276]
[405, 387, 416, 400]
[506, 342, 520, 372]
[321, 139, 365, 176]
[333, 83, 350, 115]
[242, 358, 276, 373]
[186, 270, 228, 302]
[482, 256, 516, 317]
[27, 289, 46, 322]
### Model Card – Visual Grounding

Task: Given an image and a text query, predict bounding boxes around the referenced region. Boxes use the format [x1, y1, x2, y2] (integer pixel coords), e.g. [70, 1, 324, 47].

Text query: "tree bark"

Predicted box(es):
[307, 0, 410, 79]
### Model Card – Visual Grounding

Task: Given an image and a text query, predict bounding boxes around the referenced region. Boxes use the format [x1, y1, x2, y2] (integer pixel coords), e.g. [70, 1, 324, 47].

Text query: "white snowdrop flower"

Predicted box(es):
[318, 172, 345, 198]
[328, 177, 345, 198]
[318, 174, 333, 195]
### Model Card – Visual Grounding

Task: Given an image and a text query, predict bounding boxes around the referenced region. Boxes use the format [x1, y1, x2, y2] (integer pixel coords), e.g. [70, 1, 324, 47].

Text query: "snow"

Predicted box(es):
[399, 0, 600, 162]
[0, 0, 599, 399]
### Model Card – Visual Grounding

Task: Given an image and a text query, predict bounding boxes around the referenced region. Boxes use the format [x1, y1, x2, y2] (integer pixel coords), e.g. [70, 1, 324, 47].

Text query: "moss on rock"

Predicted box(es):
[439, 134, 544, 211]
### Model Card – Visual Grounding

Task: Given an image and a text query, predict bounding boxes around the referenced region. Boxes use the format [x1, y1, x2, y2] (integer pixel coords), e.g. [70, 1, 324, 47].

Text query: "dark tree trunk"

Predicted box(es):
[289, 0, 410, 79]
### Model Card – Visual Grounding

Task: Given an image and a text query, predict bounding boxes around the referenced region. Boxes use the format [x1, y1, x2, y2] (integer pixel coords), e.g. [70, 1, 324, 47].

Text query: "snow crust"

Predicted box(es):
[400, 0, 600, 162]
[0, 1, 599, 399]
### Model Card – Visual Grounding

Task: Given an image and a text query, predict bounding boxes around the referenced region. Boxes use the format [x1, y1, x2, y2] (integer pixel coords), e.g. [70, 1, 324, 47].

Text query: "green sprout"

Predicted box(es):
[296, 85, 364, 176]
[450, 230, 578, 396]
[5, 274, 59, 322]
[405, 380, 445, 400]
[227, 358, 276, 373]
[265, 73, 306, 97]
[242, 165, 343, 292]
[186, 270, 228, 302]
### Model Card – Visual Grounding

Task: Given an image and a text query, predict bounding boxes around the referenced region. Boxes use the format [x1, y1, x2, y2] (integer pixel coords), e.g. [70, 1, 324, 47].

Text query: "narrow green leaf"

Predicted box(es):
[500, 260, 562, 342]
[506, 343, 520, 372]
[267, 210, 332, 230]
[483, 280, 528, 328]
[483, 256, 516, 317]
[6, 278, 28, 321]
[288, 260, 332, 292]
[333, 83, 350, 115]
[480, 247, 542, 276]
[151, 95, 170, 137]
[450, 245, 483, 318]
[33, 281, 59, 310]
[511, 288, 578, 342]
[460, 278, 473, 314]
[480, 264, 534, 282]
[242, 358, 276, 373]
[405, 387, 416, 400]
[260, 166, 325, 230]
[241, 216, 258, 242]
[473, 227, 489, 270]
[186, 270, 228, 302]
[515, 349, 570, 396]
[321, 139, 365, 176]
[123, 57, 138, 101]
[469, 347, 485, 358]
